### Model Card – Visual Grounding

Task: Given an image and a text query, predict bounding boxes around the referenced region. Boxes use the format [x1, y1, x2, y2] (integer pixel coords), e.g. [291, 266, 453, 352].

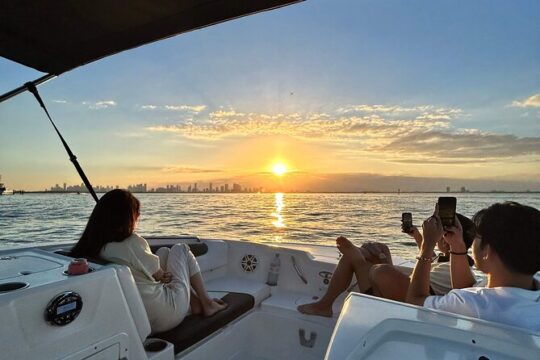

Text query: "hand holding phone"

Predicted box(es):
[438, 197, 457, 228]
[401, 212, 413, 233]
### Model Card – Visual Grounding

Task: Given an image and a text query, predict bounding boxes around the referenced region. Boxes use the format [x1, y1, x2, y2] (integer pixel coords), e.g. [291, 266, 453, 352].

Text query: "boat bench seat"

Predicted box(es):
[206, 276, 271, 306]
[154, 292, 255, 354]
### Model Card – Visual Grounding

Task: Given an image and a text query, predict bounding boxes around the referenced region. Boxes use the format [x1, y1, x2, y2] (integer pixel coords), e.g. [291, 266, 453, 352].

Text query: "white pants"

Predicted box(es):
[150, 244, 201, 332]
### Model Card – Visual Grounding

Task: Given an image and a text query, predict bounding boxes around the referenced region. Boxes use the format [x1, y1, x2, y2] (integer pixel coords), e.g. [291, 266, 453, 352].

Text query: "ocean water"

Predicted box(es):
[1, 192, 539, 259]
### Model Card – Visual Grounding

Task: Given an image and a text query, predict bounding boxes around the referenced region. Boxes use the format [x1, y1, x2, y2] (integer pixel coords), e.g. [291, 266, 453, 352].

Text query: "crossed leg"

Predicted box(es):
[297, 236, 374, 317]
[157, 244, 228, 317]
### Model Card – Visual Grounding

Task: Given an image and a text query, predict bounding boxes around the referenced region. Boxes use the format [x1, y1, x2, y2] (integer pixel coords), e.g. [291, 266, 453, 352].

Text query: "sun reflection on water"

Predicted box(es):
[271, 192, 285, 228]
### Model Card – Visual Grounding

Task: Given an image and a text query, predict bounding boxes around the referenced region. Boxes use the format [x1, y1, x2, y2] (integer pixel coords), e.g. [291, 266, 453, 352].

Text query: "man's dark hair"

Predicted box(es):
[473, 201, 540, 275]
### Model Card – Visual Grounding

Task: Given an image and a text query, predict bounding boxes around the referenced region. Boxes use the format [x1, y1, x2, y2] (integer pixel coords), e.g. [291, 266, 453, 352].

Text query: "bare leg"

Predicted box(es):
[297, 255, 356, 317]
[336, 236, 374, 292]
[190, 272, 228, 317]
[189, 289, 203, 316]
[369, 264, 411, 301]
[298, 237, 373, 317]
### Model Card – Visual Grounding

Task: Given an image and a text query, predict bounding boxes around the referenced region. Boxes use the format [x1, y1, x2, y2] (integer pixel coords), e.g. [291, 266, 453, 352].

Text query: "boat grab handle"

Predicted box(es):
[291, 255, 308, 284]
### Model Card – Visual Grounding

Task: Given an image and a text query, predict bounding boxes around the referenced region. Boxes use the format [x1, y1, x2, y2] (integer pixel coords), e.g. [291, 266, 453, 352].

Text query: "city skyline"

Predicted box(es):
[36, 171, 540, 194]
[46, 181, 263, 194]
[1, 1, 539, 191]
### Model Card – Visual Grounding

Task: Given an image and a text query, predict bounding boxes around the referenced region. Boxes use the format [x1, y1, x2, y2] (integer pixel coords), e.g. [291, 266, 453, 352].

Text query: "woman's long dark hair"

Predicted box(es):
[71, 189, 140, 258]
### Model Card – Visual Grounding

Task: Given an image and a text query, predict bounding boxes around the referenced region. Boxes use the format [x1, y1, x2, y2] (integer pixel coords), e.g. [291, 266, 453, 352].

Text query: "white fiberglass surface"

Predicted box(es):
[326, 293, 540, 360]
[180, 311, 333, 360]
[0, 252, 63, 280]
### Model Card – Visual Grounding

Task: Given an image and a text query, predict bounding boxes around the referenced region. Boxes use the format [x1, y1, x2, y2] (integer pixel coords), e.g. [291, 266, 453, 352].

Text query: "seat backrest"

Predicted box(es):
[112, 265, 152, 342]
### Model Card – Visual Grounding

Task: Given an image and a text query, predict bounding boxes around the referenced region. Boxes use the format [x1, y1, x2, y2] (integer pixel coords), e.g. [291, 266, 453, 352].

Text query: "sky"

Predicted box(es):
[1, 0, 539, 192]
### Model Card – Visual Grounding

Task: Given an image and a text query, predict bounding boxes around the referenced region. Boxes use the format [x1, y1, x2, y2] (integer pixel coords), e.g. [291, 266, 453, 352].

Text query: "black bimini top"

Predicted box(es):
[0, 0, 303, 75]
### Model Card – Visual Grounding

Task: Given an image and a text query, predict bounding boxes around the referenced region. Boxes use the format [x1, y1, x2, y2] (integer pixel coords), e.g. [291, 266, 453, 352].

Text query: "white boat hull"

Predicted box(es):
[0, 237, 538, 360]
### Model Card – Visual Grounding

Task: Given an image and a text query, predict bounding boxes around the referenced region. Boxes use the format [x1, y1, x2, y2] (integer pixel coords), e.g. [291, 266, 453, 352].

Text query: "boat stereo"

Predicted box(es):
[45, 291, 83, 326]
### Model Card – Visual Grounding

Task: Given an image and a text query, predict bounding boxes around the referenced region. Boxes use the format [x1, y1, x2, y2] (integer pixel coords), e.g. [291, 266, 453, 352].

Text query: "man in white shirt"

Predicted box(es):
[406, 201, 540, 332]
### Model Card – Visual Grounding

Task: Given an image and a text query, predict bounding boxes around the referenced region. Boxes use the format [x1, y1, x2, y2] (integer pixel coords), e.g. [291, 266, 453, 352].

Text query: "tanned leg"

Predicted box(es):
[190, 272, 228, 317]
[297, 254, 356, 317]
[298, 236, 374, 317]
[369, 264, 411, 301]
[336, 236, 373, 293]
[189, 289, 203, 316]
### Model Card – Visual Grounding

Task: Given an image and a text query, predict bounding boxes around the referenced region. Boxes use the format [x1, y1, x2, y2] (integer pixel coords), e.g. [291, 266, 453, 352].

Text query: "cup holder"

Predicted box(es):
[62, 267, 94, 276]
[144, 339, 168, 352]
[0, 282, 29, 293]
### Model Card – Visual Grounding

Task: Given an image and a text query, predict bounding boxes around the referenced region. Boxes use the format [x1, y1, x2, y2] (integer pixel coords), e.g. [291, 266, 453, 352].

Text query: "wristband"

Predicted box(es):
[449, 250, 468, 255]
[416, 255, 435, 263]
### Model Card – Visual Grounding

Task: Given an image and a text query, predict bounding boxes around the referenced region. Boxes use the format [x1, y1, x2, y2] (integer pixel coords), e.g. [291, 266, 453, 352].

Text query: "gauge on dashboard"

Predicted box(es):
[45, 291, 83, 326]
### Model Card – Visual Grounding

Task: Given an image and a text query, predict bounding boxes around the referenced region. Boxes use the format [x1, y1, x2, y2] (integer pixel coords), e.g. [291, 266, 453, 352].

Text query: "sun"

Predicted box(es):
[272, 163, 287, 177]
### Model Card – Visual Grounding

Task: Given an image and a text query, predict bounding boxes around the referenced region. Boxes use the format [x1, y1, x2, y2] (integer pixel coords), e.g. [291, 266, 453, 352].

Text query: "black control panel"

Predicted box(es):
[45, 291, 83, 326]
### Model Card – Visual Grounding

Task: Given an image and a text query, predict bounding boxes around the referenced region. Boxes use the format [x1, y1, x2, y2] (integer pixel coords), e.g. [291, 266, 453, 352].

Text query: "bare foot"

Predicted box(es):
[189, 290, 203, 316]
[336, 236, 366, 264]
[297, 302, 333, 318]
[203, 298, 228, 317]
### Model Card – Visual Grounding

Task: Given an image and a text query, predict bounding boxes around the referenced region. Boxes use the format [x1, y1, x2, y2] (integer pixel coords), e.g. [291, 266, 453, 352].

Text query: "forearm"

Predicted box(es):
[450, 258, 475, 288]
[406, 248, 433, 306]
[414, 234, 423, 249]
[414, 235, 436, 258]
[450, 247, 475, 288]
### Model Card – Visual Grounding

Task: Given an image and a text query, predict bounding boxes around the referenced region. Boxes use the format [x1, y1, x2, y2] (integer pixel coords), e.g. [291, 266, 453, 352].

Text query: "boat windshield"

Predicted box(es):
[0, 0, 539, 252]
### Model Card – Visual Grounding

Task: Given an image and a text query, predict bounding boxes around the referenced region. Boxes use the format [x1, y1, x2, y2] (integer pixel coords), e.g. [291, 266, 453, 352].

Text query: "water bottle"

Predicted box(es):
[266, 253, 281, 286]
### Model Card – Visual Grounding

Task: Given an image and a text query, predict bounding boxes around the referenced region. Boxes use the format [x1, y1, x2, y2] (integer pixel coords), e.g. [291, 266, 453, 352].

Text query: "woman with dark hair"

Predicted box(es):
[297, 212, 477, 317]
[72, 189, 227, 333]
[407, 202, 540, 331]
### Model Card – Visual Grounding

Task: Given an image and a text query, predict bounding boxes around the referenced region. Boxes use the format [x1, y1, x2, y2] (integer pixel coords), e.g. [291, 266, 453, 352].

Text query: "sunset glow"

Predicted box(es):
[271, 193, 285, 228]
[1, 1, 539, 192]
[272, 163, 287, 177]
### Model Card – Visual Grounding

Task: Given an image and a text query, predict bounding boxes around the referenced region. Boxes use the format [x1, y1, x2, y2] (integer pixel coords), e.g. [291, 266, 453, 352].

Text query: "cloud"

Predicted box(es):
[141, 104, 206, 113]
[147, 106, 454, 141]
[161, 166, 223, 174]
[389, 158, 490, 165]
[380, 131, 540, 159]
[83, 100, 117, 109]
[511, 93, 540, 108]
[337, 104, 462, 121]
[145, 103, 540, 163]
[52, 99, 67, 104]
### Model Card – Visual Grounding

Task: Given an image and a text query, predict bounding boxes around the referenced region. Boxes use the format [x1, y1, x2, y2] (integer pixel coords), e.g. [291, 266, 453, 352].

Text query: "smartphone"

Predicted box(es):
[401, 212, 413, 233]
[438, 197, 457, 228]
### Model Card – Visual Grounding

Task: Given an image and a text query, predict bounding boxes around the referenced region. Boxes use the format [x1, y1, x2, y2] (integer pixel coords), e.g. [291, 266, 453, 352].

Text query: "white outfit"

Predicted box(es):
[399, 262, 455, 295]
[424, 279, 540, 332]
[100, 233, 200, 333]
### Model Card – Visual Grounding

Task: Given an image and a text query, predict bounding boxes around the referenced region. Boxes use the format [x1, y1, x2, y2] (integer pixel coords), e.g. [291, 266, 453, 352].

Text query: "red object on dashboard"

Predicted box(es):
[68, 258, 89, 275]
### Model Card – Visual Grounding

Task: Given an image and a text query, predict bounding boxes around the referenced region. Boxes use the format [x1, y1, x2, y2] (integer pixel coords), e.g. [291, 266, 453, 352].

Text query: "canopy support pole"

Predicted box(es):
[0, 74, 56, 104]
[24, 81, 99, 203]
